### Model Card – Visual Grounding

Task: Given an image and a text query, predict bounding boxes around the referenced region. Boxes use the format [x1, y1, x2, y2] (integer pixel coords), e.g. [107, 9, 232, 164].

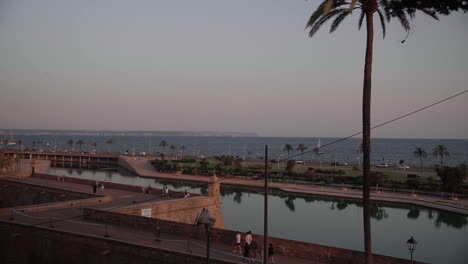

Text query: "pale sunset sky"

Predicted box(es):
[0, 0, 467, 138]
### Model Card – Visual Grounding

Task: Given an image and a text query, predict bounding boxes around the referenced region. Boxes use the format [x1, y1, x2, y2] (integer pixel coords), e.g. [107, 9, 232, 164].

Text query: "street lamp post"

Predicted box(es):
[406, 236, 417, 264]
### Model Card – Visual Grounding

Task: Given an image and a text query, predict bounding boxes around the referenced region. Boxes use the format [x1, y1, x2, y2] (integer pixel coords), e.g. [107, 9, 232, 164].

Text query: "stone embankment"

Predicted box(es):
[122, 157, 468, 216]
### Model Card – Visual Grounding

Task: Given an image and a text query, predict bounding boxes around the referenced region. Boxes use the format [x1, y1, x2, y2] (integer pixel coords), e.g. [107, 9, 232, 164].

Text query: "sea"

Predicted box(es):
[4, 135, 467, 167]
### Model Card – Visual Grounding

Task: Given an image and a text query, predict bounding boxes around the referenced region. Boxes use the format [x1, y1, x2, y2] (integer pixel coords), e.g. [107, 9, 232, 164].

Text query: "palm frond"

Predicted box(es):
[348, 0, 358, 12]
[376, 9, 387, 38]
[358, 10, 365, 30]
[421, 8, 439, 20]
[306, 0, 330, 29]
[306, 0, 351, 28]
[395, 10, 410, 32]
[324, 0, 335, 14]
[330, 10, 351, 33]
[308, 8, 345, 37]
[380, 0, 391, 21]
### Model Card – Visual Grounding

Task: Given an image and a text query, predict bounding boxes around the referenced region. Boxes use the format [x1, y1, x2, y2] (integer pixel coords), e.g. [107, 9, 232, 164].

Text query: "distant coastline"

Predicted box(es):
[0, 129, 258, 138]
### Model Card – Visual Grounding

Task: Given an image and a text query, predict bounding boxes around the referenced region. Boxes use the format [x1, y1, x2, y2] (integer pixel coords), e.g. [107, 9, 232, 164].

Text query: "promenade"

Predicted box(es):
[0, 176, 317, 264]
[122, 157, 468, 216]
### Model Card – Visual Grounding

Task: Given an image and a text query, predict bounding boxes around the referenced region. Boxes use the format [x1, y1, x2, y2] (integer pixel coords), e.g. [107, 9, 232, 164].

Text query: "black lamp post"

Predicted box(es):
[406, 236, 417, 264]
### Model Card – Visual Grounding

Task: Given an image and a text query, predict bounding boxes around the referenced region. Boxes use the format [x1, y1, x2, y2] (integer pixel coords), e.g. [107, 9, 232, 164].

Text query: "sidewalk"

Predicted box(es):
[124, 157, 468, 215]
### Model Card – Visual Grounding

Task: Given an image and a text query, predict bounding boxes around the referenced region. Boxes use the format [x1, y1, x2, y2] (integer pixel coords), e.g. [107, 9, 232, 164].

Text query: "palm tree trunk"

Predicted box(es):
[363, 6, 376, 264]
[420, 157, 422, 173]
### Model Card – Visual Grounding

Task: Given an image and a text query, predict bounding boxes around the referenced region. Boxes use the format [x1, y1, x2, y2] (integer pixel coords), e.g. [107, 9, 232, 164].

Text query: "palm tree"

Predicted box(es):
[297, 144, 308, 165]
[169, 145, 176, 156]
[283, 144, 293, 160]
[413, 147, 427, 173]
[180, 145, 186, 158]
[306, 1, 438, 263]
[106, 138, 113, 152]
[159, 140, 168, 153]
[67, 139, 74, 151]
[433, 144, 450, 167]
[76, 140, 84, 151]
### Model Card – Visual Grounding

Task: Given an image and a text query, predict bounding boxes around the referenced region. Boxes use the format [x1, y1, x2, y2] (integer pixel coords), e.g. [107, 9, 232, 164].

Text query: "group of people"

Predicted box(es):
[234, 231, 275, 263]
[92, 181, 105, 194]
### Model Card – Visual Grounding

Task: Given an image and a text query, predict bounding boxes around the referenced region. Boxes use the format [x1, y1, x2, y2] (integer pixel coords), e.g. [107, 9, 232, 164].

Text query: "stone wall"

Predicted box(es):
[34, 173, 195, 198]
[0, 220, 236, 264]
[113, 196, 224, 229]
[84, 208, 427, 264]
[0, 179, 95, 208]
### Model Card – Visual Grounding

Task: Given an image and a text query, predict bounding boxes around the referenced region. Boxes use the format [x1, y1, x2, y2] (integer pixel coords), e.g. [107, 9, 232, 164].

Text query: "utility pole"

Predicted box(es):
[264, 145, 269, 264]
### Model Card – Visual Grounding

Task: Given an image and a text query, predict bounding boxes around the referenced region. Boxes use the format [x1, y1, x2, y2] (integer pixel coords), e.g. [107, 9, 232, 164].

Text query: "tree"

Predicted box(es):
[286, 160, 296, 174]
[433, 144, 450, 167]
[436, 164, 467, 193]
[169, 145, 176, 156]
[180, 145, 186, 158]
[413, 147, 427, 173]
[283, 144, 293, 160]
[297, 144, 308, 165]
[76, 140, 84, 151]
[306, 1, 440, 262]
[159, 140, 168, 153]
[67, 139, 74, 151]
[106, 138, 113, 152]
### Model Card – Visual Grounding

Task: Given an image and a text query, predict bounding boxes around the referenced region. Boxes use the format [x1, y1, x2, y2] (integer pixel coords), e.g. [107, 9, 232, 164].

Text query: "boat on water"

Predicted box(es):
[314, 138, 325, 155]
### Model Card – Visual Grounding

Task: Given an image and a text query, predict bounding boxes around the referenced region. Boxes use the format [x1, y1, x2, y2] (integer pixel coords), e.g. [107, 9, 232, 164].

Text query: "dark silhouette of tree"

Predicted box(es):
[436, 164, 467, 192]
[180, 145, 186, 158]
[159, 140, 168, 152]
[76, 140, 84, 151]
[306, 1, 440, 262]
[297, 144, 308, 165]
[67, 139, 74, 151]
[413, 147, 427, 172]
[169, 144, 176, 155]
[283, 144, 293, 160]
[433, 144, 450, 167]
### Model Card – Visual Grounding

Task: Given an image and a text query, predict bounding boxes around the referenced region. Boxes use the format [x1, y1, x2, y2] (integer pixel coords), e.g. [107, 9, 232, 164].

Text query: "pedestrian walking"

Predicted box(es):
[268, 243, 275, 264]
[233, 231, 242, 254]
[100, 182, 105, 193]
[250, 237, 258, 259]
[92, 183, 97, 194]
[164, 186, 169, 196]
[154, 223, 161, 241]
[245, 230, 253, 246]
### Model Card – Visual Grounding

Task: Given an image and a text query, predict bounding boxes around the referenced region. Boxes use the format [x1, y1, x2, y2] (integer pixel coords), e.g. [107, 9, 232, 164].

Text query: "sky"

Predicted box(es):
[0, 0, 467, 138]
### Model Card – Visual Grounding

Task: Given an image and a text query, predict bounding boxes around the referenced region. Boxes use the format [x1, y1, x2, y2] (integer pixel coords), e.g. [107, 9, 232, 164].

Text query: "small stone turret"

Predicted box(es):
[208, 174, 220, 198]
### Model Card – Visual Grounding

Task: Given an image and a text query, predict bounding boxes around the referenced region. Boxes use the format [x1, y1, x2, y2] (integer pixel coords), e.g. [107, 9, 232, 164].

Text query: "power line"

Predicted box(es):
[279, 89, 468, 162]
[19, 89, 468, 226]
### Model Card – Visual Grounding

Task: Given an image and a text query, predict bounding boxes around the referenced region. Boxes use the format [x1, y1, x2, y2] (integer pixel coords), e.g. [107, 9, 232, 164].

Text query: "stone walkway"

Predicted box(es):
[123, 157, 468, 215]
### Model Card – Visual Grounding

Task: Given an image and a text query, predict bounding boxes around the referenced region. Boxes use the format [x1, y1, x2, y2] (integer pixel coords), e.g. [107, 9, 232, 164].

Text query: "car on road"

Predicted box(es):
[398, 165, 410, 170]
[376, 163, 389, 168]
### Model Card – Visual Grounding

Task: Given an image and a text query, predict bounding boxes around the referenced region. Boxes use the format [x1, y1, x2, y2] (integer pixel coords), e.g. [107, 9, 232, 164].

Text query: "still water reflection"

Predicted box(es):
[50, 168, 467, 264]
